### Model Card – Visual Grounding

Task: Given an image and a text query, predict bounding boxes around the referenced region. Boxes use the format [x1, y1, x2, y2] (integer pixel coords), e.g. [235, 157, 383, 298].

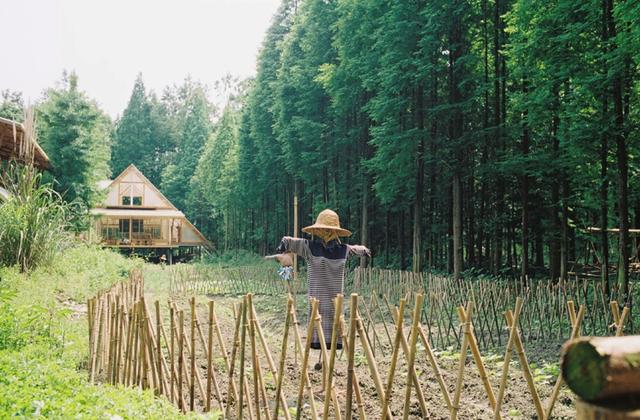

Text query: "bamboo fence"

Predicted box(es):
[89, 270, 631, 419]
[170, 265, 636, 351]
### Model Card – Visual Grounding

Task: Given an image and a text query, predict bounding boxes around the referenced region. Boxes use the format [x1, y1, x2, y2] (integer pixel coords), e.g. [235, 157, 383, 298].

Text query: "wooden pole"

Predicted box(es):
[178, 310, 185, 413]
[494, 297, 524, 419]
[545, 303, 586, 418]
[296, 298, 319, 420]
[345, 294, 358, 420]
[206, 300, 214, 412]
[238, 297, 248, 420]
[247, 294, 262, 420]
[290, 299, 318, 420]
[155, 301, 163, 396]
[339, 315, 367, 420]
[402, 293, 424, 420]
[189, 298, 196, 411]
[170, 305, 175, 404]
[273, 297, 293, 420]
[322, 295, 344, 420]
[381, 298, 406, 419]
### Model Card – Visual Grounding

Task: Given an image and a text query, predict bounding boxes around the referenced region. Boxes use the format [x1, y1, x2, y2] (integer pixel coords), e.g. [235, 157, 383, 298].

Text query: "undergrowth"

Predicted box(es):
[0, 244, 204, 418]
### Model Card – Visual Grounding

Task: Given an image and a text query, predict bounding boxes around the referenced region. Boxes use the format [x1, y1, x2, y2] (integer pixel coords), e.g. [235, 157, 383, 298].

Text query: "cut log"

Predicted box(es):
[576, 399, 640, 419]
[562, 336, 640, 401]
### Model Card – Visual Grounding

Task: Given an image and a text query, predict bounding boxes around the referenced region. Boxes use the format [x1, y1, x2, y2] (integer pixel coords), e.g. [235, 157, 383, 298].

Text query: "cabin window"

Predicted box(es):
[119, 219, 130, 239]
[132, 219, 144, 233]
[121, 196, 142, 206]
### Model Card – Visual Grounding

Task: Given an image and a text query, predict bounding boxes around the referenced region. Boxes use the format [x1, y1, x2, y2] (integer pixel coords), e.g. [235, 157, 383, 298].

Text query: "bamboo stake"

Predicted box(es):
[339, 315, 367, 420]
[494, 297, 523, 419]
[402, 293, 424, 420]
[345, 294, 358, 420]
[372, 292, 393, 347]
[273, 297, 293, 420]
[238, 298, 248, 420]
[389, 307, 429, 417]
[381, 298, 406, 420]
[190, 298, 196, 411]
[178, 310, 185, 413]
[457, 303, 500, 418]
[89, 300, 104, 382]
[451, 303, 471, 420]
[296, 298, 319, 420]
[505, 310, 544, 419]
[313, 305, 342, 420]
[544, 304, 585, 419]
[170, 306, 175, 404]
[322, 295, 343, 420]
[417, 325, 452, 409]
[355, 309, 392, 419]
[155, 301, 163, 396]
[225, 299, 244, 419]
[249, 298, 291, 419]
[290, 299, 318, 420]
[248, 294, 262, 420]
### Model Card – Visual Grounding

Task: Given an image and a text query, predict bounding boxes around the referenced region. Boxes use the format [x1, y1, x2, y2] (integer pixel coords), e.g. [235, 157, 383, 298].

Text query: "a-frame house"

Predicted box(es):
[91, 164, 211, 259]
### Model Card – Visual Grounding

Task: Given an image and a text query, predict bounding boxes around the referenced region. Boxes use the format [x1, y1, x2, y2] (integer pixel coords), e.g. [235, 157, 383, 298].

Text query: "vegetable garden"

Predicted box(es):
[87, 267, 635, 418]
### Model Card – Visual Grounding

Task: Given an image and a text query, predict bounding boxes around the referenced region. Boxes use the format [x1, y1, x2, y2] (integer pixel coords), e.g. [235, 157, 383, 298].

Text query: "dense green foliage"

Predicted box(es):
[38, 72, 112, 206]
[182, 0, 639, 294]
[0, 90, 24, 121]
[0, 164, 73, 271]
[0, 246, 192, 418]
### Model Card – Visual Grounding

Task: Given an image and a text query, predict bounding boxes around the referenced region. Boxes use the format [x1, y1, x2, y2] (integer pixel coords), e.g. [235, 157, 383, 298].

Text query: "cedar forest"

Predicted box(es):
[2, 0, 639, 294]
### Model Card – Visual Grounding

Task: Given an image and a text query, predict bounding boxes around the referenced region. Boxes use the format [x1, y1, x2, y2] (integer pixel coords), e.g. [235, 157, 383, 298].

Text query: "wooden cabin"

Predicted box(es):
[91, 165, 211, 259]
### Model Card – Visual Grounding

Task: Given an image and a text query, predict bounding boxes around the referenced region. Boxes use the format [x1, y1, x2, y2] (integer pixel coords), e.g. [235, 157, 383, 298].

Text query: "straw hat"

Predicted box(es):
[302, 209, 352, 237]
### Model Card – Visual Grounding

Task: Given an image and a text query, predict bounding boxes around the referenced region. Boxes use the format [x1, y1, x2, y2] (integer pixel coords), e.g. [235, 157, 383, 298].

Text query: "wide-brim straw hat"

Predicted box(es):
[302, 209, 352, 237]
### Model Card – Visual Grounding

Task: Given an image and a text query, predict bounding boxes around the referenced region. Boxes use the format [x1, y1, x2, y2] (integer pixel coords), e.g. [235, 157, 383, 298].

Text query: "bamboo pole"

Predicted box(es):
[345, 294, 358, 420]
[505, 309, 544, 419]
[248, 294, 262, 420]
[178, 310, 185, 413]
[457, 303, 500, 418]
[402, 293, 424, 420]
[417, 325, 452, 409]
[170, 306, 175, 404]
[273, 297, 293, 420]
[339, 315, 367, 420]
[544, 304, 585, 419]
[296, 298, 318, 420]
[355, 308, 392, 419]
[249, 298, 291, 419]
[313, 304, 342, 420]
[494, 297, 523, 419]
[381, 298, 406, 420]
[189, 298, 196, 411]
[238, 297, 248, 420]
[322, 295, 343, 420]
[389, 307, 429, 417]
[451, 302, 471, 420]
[290, 299, 318, 420]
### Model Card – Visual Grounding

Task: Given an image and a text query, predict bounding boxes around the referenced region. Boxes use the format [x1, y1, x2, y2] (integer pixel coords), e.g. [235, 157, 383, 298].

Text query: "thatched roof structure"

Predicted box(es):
[0, 116, 50, 169]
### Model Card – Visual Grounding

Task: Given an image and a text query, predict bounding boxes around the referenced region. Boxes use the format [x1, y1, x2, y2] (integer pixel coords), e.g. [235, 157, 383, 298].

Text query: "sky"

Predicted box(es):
[0, 0, 281, 118]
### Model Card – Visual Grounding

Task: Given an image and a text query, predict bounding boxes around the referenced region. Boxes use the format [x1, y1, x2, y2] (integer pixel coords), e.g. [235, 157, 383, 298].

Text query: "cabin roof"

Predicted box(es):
[0, 117, 50, 169]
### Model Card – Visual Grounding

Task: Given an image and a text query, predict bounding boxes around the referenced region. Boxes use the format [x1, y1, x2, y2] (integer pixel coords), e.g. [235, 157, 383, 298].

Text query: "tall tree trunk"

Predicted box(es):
[492, 0, 504, 275]
[550, 87, 561, 281]
[360, 176, 369, 268]
[605, 0, 629, 297]
[521, 77, 530, 281]
[412, 84, 425, 272]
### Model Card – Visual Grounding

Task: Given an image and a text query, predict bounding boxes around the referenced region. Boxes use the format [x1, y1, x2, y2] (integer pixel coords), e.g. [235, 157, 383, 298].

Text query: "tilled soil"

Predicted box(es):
[160, 293, 576, 419]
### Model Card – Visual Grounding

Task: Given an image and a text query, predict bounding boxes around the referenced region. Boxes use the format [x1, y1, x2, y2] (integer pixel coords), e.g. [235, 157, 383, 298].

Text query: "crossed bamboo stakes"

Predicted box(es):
[88, 271, 630, 419]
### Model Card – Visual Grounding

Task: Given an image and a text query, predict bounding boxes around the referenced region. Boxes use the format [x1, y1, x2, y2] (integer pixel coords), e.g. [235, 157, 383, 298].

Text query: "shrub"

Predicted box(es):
[0, 163, 75, 271]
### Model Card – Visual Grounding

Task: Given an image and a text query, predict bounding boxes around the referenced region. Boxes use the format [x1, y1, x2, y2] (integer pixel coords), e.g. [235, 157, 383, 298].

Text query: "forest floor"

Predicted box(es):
[145, 266, 577, 419]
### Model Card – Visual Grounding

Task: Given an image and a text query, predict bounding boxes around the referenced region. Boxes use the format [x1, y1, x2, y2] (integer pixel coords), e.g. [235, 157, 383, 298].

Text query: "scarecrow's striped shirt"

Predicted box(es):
[276, 237, 369, 348]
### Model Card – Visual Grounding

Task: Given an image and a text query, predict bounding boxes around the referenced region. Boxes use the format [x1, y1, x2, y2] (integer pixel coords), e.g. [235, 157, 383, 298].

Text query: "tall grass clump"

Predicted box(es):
[0, 164, 73, 271]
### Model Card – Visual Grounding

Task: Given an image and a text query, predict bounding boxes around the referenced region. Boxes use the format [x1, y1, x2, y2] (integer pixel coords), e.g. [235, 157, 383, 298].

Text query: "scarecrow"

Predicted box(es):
[274, 209, 370, 349]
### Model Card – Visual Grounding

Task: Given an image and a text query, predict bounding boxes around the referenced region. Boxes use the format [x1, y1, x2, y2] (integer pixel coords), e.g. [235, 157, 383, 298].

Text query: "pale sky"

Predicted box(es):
[0, 0, 281, 118]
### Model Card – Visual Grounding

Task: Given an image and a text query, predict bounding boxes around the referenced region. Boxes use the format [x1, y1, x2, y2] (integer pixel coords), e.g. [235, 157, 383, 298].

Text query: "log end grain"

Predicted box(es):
[562, 339, 607, 401]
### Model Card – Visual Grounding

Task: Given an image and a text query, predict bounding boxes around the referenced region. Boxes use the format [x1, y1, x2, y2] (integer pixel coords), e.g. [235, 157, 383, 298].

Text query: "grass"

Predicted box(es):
[0, 244, 208, 419]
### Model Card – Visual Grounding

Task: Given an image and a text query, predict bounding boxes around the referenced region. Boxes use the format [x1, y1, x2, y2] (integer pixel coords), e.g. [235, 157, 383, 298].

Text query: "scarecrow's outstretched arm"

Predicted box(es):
[348, 244, 371, 258]
[276, 236, 310, 259]
[264, 253, 293, 267]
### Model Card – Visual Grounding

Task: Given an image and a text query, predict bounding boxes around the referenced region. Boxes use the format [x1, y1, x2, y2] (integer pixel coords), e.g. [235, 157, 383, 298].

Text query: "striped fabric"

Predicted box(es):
[277, 237, 369, 348]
